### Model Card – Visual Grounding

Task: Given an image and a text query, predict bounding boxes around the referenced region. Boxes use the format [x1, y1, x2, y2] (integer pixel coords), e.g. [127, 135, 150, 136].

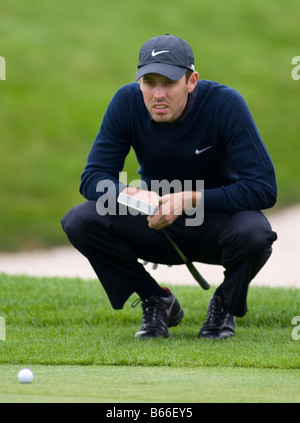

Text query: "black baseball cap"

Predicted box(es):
[136, 34, 195, 81]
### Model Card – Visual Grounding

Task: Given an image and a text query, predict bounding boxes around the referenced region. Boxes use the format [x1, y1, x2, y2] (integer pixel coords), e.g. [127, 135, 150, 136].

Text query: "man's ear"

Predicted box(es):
[188, 72, 199, 93]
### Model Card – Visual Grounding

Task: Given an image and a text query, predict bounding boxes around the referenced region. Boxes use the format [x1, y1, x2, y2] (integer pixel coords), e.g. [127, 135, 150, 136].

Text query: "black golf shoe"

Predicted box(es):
[198, 295, 235, 339]
[134, 288, 184, 339]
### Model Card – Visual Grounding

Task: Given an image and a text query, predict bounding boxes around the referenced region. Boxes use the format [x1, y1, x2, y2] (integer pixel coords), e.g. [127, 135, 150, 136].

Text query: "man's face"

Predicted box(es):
[139, 72, 198, 123]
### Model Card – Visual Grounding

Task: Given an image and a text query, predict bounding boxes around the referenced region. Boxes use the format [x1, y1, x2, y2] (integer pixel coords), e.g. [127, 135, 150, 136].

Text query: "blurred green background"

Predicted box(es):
[1, 0, 300, 251]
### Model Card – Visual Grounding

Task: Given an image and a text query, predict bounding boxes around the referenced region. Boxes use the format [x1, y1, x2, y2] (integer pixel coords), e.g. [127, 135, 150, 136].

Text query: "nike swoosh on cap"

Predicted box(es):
[195, 146, 213, 155]
[151, 49, 170, 57]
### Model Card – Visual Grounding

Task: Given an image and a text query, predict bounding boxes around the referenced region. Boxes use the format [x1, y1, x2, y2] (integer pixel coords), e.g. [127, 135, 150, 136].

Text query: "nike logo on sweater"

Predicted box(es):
[195, 146, 213, 155]
[151, 49, 169, 57]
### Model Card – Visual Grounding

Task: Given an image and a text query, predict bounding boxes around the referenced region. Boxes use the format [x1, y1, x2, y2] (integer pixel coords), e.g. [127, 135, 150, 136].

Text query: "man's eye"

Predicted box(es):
[164, 80, 176, 86]
[145, 80, 155, 86]
[143, 78, 175, 87]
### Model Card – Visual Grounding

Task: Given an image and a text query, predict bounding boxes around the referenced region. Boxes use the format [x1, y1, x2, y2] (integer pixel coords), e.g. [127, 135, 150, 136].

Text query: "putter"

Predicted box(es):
[117, 193, 210, 290]
[161, 228, 210, 290]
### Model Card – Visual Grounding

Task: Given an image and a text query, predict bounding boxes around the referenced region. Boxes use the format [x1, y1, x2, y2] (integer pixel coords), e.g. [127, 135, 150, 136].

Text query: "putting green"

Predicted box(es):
[1, 364, 299, 403]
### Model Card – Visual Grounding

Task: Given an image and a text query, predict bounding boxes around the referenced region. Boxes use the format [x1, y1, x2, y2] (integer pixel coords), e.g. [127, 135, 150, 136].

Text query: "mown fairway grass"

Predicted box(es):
[1, 0, 300, 250]
[0, 274, 299, 402]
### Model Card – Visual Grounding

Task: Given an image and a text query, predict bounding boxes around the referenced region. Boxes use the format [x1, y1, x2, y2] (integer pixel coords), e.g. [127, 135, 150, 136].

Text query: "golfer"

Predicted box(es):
[61, 34, 277, 339]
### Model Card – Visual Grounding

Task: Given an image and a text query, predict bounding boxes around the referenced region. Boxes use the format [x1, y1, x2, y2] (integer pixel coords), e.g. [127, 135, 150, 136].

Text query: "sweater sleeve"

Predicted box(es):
[204, 89, 277, 213]
[79, 86, 132, 201]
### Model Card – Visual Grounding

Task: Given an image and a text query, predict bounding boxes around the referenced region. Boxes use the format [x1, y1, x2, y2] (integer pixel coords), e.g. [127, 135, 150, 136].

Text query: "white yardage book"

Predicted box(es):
[117, 192, 158, 215]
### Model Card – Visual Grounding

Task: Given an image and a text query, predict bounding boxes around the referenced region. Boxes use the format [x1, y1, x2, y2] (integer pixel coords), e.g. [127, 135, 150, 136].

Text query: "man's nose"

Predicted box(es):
[153, 84, 166, 99]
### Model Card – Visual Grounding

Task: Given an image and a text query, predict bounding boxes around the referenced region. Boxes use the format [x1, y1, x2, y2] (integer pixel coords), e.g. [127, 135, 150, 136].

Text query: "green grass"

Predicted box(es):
[1, 364, 299, 403]
[0, 274, 300, 402]
[1, 0, 300, 250]
[1, 274, 299, 369]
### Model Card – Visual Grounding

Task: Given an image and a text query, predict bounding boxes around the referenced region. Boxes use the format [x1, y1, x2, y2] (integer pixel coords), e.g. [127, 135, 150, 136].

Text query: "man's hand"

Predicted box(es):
[147, 191, 202, 230]
[121, 188, 202, 230]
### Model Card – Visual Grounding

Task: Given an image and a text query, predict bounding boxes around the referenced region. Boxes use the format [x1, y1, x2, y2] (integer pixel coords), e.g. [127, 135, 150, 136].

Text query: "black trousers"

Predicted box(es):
[61, 201, 277, 317]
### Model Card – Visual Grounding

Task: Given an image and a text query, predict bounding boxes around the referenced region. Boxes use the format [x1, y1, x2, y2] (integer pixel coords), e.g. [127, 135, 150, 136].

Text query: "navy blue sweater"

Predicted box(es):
[80, 80, 277, 213]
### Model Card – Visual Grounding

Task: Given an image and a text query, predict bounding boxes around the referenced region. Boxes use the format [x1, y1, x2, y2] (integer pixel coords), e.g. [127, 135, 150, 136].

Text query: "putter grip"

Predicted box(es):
[186, 262, 210, 290]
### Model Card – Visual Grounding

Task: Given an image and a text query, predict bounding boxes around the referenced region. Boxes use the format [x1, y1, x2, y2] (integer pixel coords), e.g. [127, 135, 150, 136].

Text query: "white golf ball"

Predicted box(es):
[18, 368, 34, 384]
